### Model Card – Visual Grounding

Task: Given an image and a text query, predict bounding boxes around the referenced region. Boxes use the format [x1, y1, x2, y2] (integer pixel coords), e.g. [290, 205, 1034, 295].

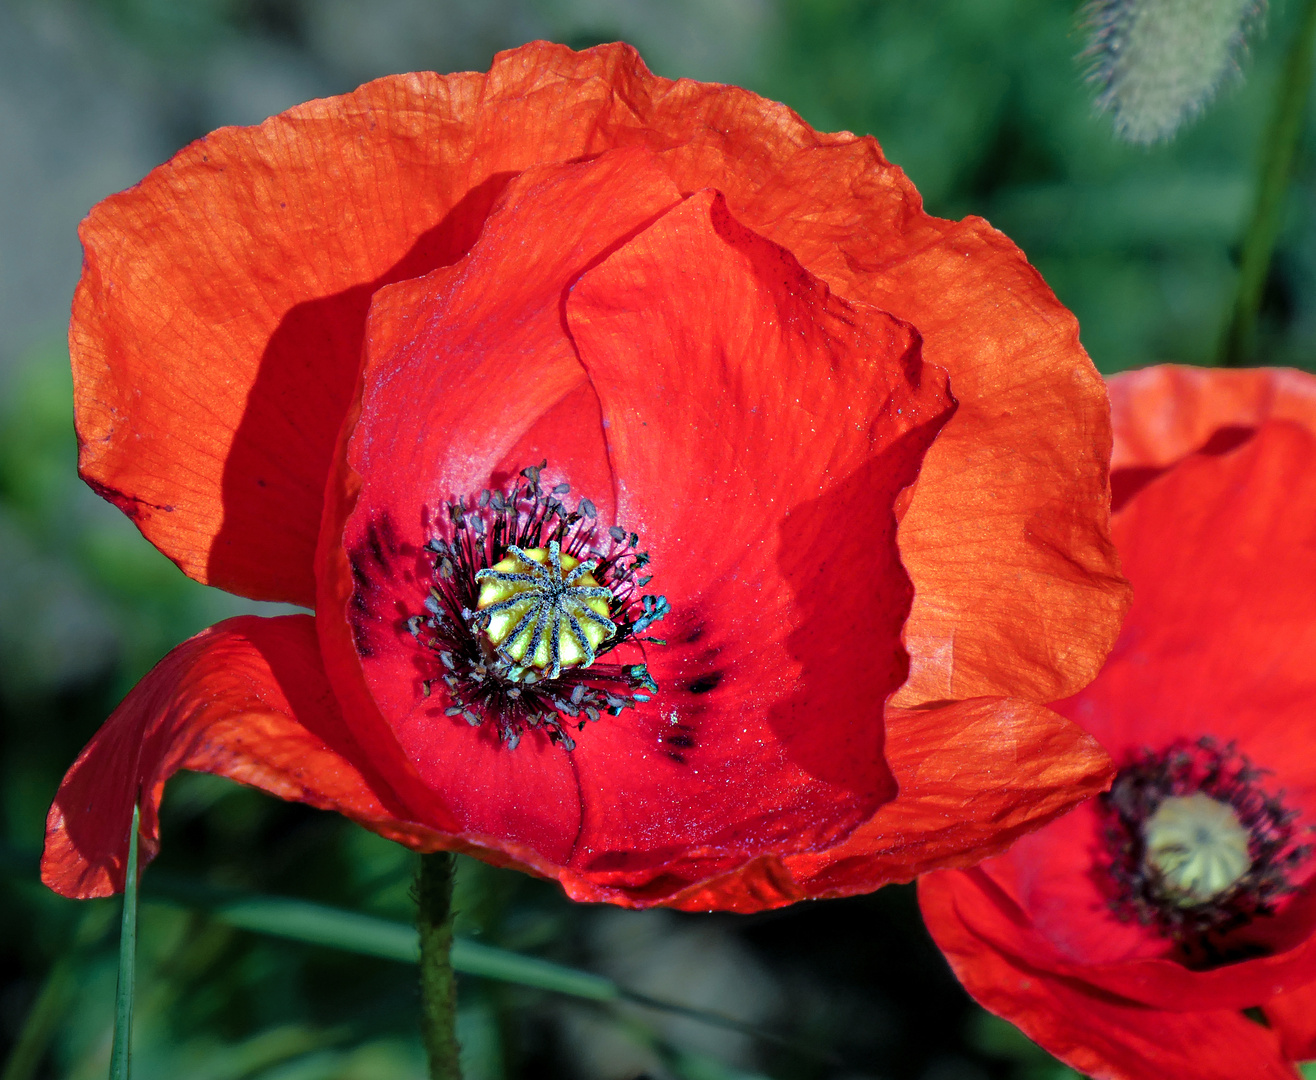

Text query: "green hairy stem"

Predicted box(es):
[416, 852, 462, 1080]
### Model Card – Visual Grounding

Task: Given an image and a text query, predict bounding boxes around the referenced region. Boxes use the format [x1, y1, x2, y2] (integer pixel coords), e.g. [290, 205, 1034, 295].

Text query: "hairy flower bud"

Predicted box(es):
[1081, 0, 1262, 143]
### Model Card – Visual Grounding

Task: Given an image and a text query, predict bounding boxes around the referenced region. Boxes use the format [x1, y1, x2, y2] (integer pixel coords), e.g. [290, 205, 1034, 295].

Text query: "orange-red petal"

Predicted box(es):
[42, 614, 445, 899]
[71, 75, 509, 604]
[920, 871, 1298, 1080]
[669, 697, 1111, 913]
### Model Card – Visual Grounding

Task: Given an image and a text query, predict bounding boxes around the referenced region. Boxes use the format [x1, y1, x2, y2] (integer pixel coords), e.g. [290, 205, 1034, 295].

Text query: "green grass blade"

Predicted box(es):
[109, 804, 140, 1080]
[450, 938, 614, 1001]
[140, 869, 618, 1000]
[209, 895, 420, 963]
[191, 892, 615, 1000]
[1, 844, 798, 1053]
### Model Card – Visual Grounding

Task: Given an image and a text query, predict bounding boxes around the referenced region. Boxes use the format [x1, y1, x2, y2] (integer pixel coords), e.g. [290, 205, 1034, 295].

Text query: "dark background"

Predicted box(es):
[3, 1, 1315, 1077]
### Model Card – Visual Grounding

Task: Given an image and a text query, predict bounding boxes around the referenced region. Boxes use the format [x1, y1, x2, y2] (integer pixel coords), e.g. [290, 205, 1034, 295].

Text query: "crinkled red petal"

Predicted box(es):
[41, 615, 446, 899]
[666, 697, 1111, 913]
[1108, 365, 1316, 511]
[1263, 979, 1316, 1062]
[71, 76, 515, 604]
[866, 227, 1127, 709]
[920, 871, 1298, 1080]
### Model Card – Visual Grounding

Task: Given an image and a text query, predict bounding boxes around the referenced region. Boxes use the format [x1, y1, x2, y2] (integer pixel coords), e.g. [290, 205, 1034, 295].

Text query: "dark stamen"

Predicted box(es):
[1099, 736, 1312, 968]
[406, 463, 669, 752]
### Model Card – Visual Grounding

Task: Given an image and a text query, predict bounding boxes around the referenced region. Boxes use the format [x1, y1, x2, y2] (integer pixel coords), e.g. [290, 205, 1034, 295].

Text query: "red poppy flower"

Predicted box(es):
[43, 42, 1127, 909]
[920, 365, 1316, 1079]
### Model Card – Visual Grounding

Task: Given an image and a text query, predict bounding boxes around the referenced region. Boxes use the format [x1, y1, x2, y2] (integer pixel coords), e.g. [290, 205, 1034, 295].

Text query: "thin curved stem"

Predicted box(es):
[1219, 0, 1316, 366]
[416, 852, 462, 1080]
[109, 803, 141, 1080]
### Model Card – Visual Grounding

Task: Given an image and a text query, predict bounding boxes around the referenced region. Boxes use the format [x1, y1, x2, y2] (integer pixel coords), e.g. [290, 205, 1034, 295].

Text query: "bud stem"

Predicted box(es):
[417, 851, 462, 1079]
[1220, 0, 1316, 366]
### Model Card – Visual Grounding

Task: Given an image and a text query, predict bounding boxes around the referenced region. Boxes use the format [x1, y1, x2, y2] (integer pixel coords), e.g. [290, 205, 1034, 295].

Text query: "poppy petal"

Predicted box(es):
[919, 870, 1296, 1080]
[42, 614, 442, 899]
[1109, 364, 1316, 473]
[70, 75, 524, 604]
[873, 226, 1126, 707]
[565, 189, 955, 870]
[318, 150, 685, 865]
[666, 697, 1111, 913]
[1060, 421, 1316, 783]
[1263, 979, 1316, 1062]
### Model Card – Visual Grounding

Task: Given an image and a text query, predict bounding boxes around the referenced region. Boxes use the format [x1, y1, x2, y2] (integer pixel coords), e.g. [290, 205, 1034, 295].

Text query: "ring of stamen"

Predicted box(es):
[1099, 736, 1313, 966]
[404, 461, 668, 751]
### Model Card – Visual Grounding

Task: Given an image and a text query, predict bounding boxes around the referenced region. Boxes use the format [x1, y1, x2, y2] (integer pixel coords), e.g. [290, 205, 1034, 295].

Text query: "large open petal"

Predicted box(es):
[920, 871, 1297, 1080]
[563, 189, 953, 877]
[42, 615, 447, 899]
[666, 697, 1111, 913]
[318, 150, 682, 867]
[1109, 365, 1316, 471]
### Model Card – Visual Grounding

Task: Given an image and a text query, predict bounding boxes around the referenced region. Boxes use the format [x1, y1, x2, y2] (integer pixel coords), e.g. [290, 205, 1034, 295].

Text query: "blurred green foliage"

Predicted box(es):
[4, 0, 1316, 1077]
[760, 0, 1316, 375]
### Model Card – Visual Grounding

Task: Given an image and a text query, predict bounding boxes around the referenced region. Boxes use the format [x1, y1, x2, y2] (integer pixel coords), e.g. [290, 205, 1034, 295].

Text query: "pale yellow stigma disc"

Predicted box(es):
[1143, 793, 1252, 906]
[476, 546, 612, 673]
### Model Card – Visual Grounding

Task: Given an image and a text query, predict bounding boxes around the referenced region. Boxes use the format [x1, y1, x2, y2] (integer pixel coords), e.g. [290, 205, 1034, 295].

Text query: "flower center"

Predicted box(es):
[1099, 737, 1311, 965]
[1143, 793, 1251, 906]
[475, 542, 615, 679]
[406, 462, 668, 751]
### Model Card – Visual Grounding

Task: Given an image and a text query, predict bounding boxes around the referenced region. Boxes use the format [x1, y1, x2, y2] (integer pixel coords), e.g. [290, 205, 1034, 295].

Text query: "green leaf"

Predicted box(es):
[109, 804, 141, 1080]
